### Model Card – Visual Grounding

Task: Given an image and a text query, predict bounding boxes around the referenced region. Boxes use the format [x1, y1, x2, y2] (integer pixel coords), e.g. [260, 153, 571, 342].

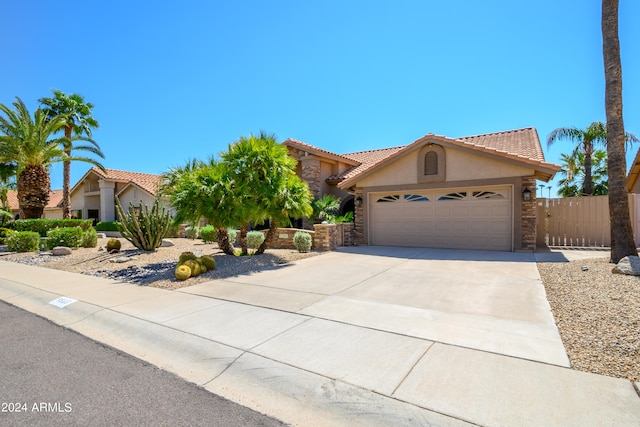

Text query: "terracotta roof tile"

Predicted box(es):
[456, 127, 545, 162]
[284, 139, 360, 165]
[5, 189, 63, 211]
[86, 168, 162, 195]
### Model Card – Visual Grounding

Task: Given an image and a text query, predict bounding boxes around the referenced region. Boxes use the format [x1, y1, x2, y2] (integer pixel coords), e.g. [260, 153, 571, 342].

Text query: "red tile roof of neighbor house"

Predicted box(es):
[82, 168, 163, 196]
[4, 189, 63, 211]
[322, 127, 560, 185]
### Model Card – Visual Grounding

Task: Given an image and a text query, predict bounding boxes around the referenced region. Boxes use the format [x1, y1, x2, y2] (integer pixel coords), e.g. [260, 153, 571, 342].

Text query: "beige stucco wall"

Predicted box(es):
[117, 187, 156, 211]
[356, 145, 535, 187]
[631, 178, 640, 194]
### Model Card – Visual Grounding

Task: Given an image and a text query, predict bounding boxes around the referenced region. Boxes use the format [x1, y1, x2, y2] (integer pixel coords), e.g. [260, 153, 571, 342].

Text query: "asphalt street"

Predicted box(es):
[0, 300, 285, 427]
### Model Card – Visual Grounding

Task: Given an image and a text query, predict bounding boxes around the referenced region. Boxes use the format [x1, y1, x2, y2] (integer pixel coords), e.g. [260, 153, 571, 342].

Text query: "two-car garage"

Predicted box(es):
[368, 186, 513, 251]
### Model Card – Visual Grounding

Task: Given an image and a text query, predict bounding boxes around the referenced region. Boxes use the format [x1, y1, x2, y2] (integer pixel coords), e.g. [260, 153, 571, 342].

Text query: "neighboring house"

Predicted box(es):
[5, 189, 64, 219]
[284, 127, 560, 251]
[626, 147, 640, 194]
[69, 168, 164, 223]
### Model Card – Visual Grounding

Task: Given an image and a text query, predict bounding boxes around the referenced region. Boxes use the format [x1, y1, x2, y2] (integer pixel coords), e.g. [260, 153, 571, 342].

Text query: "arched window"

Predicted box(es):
[418, 144, 445, 183]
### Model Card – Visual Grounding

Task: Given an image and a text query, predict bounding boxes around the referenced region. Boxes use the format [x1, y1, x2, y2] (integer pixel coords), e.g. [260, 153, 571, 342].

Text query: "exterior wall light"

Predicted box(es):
[523, 187, 531, 202]
[354, 196, 363, 207]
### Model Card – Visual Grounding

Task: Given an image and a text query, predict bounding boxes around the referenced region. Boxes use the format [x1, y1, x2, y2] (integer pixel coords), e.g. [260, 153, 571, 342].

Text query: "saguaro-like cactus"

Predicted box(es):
[115, 196, 171, 251]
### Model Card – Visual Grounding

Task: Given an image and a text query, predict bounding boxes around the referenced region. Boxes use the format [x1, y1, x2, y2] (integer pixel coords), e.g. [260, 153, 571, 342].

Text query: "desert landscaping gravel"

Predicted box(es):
[2, 240, 639, 384]
[538, 257, 640, 383]
[0, 238, 320, 290]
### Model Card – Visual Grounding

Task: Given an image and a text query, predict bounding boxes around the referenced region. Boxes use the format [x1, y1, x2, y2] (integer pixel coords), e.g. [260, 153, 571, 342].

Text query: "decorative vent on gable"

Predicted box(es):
[425, 152, 438, 175]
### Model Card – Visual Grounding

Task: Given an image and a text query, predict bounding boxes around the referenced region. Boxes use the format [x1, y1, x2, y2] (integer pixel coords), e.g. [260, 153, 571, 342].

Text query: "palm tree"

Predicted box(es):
[602, 0, 637, 262]
[557, 151, 608, 197]
[160, 158, 239, 255]
[221, 131, 300, 255]
[39, 90, 104, 218]
[547, 121, 637, 196]
[0, 97, 67, 218]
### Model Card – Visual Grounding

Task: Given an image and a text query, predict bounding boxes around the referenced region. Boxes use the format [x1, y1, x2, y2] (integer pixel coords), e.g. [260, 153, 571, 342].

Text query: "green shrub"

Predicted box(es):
[82, 228, 98, 248]
[247, 231, 265, 249]
[46, 227, 84, 249]
[7, 231, 40, 252]
[227, 228, 237, 244]
[12, 219, 93, 236]
[293, 231, 312, 253]
[106, 238, 121, 252]
[96, 221, 121, 232]
[0, 227, 13, 244]
[200, 225, 217, 243]
[184, 225, 199, 239]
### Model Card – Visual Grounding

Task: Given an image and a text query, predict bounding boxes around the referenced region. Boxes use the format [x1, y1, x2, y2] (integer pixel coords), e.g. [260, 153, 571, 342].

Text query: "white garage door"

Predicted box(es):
[370, 187, 512, 251]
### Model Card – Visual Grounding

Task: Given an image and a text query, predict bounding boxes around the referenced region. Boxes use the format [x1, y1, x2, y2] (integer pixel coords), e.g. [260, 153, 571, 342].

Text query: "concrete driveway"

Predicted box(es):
[180, 246, 569, 366]
[2, 247, 639, 426]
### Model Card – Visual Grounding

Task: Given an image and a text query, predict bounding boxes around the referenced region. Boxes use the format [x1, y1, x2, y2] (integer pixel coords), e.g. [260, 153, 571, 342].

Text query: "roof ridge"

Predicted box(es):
[457, 127, 535, 140]
[343, 145, 405, 156]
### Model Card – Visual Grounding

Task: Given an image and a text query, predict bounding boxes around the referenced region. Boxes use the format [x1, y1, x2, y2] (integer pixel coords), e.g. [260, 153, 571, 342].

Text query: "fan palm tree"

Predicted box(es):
[602, 0, 637, 262]
[160, 158, 240, 255]
[0, 97, 67, 218]
[557, 151, 608, 197]
[547, 121, 637, 196]
[221, 131, 300, 255]
[39, 90, 104, 218]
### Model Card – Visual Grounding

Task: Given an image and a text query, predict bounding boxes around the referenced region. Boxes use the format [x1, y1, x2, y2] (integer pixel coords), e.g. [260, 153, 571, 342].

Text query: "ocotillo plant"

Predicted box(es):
[115, 196, 171, 251]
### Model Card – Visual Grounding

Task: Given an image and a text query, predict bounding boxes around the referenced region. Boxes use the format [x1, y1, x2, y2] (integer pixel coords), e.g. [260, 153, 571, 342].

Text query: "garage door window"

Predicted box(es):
[404, 194, 429, 202]
[473, 191, 505, 200]
[438, 192, 467, 201]
[377, 195, 401, 202]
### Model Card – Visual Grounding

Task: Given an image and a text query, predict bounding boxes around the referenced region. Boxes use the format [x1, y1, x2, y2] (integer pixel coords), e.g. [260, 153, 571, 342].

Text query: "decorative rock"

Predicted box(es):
[110, 256, 131, 263]
[51, 246, 73, 256]
[0, 244, 8, 252]
[161, 239, 175, 247]
[612, 256, 640, 276]
[96, 233, 107, 238]
[109, 248, 120, 254]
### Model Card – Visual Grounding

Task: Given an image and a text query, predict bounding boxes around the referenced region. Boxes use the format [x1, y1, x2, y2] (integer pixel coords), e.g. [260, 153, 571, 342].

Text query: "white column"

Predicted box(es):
[99, 180, 116, 222]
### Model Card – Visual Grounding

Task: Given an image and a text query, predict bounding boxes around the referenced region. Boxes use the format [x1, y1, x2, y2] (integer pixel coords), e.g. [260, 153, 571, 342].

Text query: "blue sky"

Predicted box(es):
[2, 0, 639, 197]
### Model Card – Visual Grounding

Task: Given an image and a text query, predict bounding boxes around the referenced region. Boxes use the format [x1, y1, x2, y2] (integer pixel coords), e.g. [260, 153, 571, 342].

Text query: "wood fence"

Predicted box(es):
[536, 194, 640, 247]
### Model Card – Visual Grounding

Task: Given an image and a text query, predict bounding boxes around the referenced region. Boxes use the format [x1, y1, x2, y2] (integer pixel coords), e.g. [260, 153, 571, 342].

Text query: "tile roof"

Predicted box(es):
[322, 127, 559, 185]
[83, 168, 163, 196]
[5, 189, 63, 211]
[284, 139, 360, 165]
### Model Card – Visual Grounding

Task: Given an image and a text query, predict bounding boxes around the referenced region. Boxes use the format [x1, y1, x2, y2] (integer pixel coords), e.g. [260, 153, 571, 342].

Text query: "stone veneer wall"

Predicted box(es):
[521, 176, 537, 251]
[353, 189, 364, 245]
[313, 223, 337, 251]
[257, 228, 315, 250]
[335, 223, 354, 246]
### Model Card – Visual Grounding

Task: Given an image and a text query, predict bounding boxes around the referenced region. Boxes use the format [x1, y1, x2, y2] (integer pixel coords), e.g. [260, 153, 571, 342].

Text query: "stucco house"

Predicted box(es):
[5, 189, 64, 219]
[285, 127, 560, 251]
[68, 168, 164, 223]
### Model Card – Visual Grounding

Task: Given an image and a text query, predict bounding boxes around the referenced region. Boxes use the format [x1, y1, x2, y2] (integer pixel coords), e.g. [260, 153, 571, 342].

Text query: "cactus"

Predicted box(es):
[178, 251, 197, 264]
[175, 265, 191, 281]
[183, 259, 201, 276]
[199, 255, 216, 271]
[106, 238, 121, 252]
[115, 196, 172, 251]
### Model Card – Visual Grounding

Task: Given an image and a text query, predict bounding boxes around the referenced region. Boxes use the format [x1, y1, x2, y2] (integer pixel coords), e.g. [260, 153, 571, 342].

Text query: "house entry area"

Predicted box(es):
[369, 186, 513, 251]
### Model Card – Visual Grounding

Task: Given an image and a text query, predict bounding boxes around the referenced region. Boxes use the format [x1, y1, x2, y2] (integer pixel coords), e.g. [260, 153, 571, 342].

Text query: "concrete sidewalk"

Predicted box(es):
[1, 249, 639, 426]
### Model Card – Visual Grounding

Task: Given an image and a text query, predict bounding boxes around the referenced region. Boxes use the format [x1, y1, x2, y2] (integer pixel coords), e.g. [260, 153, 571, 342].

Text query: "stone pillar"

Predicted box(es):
[301, 157, 321, 199]
[313, 223, 337, 251]
[99, 180, 116, 222]
[521, 176, 537, 251]
[353, 189, 364, 245]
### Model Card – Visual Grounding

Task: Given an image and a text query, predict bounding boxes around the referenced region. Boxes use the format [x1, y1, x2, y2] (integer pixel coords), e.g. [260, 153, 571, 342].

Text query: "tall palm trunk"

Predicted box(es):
[602, 0, 637, 263]
[17, 165, 50, 219]
[583, 145, 593, 195]
[62, 125, 72, 219]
